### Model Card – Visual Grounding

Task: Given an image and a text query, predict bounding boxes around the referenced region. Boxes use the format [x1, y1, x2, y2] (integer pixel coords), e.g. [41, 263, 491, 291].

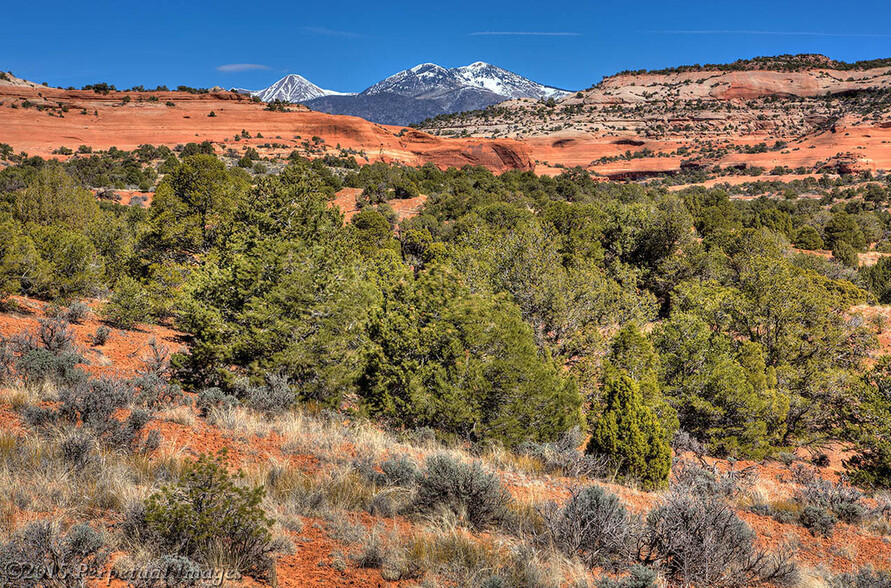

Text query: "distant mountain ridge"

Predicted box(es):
[242, 62, 570, 125]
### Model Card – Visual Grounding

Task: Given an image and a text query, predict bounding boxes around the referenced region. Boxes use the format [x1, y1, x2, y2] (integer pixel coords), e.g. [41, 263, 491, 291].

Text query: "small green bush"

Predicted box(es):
[587, 370, 671, 490]
[144, 451, 276, 577]
[102, 276, 151, 329]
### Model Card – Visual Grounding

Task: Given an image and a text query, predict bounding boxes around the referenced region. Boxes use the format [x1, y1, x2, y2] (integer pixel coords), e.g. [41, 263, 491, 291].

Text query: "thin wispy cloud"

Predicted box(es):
[216, 63, 271, 73]
[301, 26, 366, 38]
[646, 29, 891, 38]
[469, 31, 581, 37]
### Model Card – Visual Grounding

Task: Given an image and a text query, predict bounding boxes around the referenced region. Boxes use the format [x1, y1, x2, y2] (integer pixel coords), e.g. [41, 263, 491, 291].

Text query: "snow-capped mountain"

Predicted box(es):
[363, 63, 466, 97]
[362, 62, 569, 100]
[251, 74, 352, 103]
[454, 62, 569, 100]
[246, 62, 572, 125]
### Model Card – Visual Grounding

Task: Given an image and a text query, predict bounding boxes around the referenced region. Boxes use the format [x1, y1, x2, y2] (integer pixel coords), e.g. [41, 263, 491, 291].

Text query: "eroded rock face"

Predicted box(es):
[821, 153, 877, 175]
[416, 60, 891, 177]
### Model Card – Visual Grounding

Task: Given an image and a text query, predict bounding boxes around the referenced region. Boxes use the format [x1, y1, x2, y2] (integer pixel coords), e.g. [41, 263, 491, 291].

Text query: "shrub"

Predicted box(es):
[20, 404, 60, 428]
[542, 485, 631, 565]
[243, 372, 294, 415]
[0, 520, 107, 588]
[415, 455, 510, 529]
[60, 432, 95, 469]
[59, 377, 131, 429]
[52, 300, 89, 324]
[128, 554, 208, 588]
[102, 276, 151, 329]
[196, 387, 239, 417]
[91, 325, 111, 346]
[0, 338, 13, 385]
[597, 566, 659, 588]
[55, 377, 152, 450]
[799, 505, 836, 537]
[587, 370, 671, 490]
[37, 318, 77, 355]
[833, 241, 859, 267]
[143, 451, 277, 577]
[830, 566, 891, 588]
[519, 427, 609, 478]
[380, 455, 419, 487]
[16, 348, 84, 390]
[794, 469, 865, 524]
[643, 492, 798, 587]
[672, 459, 756, 498]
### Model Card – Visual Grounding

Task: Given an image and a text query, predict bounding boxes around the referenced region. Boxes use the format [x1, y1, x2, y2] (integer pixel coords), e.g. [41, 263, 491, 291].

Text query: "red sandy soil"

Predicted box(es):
[92, 189, 153, 207]
[331, 188, 428, 222]
[2, 294, 890, 584]
[0, 297, 184, 378]
[5, 70, 890, 184]
[0, 77, 532, 174]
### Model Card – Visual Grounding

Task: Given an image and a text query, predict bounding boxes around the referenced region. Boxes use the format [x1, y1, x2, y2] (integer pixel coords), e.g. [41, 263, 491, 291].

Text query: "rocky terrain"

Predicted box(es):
[417, 54, 891, 179]
[0, 73, 533, 173]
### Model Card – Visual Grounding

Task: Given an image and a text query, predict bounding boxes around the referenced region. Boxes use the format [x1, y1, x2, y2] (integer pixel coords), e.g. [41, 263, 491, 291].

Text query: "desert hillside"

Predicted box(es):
[417, 55, 891, 179]
[0, 73, 533, 173]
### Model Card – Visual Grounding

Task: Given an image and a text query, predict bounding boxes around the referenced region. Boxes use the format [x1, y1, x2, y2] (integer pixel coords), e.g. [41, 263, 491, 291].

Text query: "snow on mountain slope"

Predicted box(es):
[454, 62, 570, 99]
[361, 62, 570, 100]
[251, 62, 573, 125]
[252, 74, 352, 103]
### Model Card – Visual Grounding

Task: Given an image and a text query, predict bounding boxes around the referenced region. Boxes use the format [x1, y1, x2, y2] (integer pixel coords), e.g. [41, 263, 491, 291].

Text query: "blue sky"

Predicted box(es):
[4, 0, 891, 92]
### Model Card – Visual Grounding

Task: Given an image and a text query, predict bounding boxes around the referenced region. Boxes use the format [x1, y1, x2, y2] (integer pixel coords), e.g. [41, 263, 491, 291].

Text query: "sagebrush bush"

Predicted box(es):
[0, 520, 107, 588]
[50, 377, 153, 450]
[542, 485, 631, 565]
[519, 427, 609, 478]
[597, 565, 658, 588]
[380, 455, 419, 487]
[143, 451, 277, 577]
[415, 455, 510, 529]
[672, 459, 756, 498]
[830, 566, 891, 588]
[128, 554, 208, 588]
[16, 348, 84, 390]
[132, 371, 183, 409]
[799, 505, 836, 537]
[55, 300, 90, 324]
[91, 324, 111, 346]
[794, 468, 865, 524]
[60, 431, 95, 469]
[643, 492, 798, 587]
[243, 372, 294, 415]
[36, 318, 77, 354]
[196, 387, 239, 417]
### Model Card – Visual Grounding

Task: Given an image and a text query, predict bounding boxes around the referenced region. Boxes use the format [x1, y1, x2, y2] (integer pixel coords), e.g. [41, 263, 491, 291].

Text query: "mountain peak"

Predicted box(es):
[251, 74, 351, 104]
[410, 62, 446, 72]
